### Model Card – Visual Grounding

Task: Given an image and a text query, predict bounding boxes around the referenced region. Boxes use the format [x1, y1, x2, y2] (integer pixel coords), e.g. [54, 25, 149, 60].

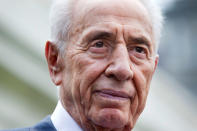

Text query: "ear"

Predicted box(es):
[45, 41, 64, 86]
[153, 54, 159, 72]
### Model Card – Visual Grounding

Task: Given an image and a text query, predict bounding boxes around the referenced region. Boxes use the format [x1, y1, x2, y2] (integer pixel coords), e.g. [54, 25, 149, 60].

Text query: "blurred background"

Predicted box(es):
[0, 0, 196, 130]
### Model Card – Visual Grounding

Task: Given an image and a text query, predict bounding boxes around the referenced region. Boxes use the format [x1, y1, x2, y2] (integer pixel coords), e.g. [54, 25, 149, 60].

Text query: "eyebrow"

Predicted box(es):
[85, 30, 115, 42]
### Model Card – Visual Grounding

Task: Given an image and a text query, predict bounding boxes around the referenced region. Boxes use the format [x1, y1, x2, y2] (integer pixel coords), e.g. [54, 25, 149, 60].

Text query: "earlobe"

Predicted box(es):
[45, 41, 63, 85]
[154, 54, 159, 71]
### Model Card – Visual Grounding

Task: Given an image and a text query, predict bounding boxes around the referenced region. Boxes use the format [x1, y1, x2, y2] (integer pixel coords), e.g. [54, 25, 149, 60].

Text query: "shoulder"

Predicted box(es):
[1, 116, 56, 131]
[0, 128, 30, 131]
[32, 115, 56, 131]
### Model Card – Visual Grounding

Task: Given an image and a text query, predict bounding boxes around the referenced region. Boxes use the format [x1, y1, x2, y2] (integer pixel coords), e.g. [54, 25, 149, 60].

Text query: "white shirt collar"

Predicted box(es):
[51, 101, 83, 131]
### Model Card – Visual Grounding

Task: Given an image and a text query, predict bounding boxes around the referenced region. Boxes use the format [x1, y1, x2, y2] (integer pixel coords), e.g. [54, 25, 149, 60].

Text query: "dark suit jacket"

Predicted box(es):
[2, 116, 57, 131]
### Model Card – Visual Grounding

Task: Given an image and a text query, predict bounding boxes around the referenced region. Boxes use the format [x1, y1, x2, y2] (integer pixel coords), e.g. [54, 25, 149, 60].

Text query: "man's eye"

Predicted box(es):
[94, 41, 104, 48]
[129, 46, 147, 60]
[88, 41, 108, 55]
[134, 47, 145, 54]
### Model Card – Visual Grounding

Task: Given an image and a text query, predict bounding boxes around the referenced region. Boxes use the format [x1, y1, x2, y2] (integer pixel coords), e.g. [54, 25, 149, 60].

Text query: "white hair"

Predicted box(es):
[50, 0, 73, 53]
[139, 0, 164, 53]
[49, 0, 163, 53]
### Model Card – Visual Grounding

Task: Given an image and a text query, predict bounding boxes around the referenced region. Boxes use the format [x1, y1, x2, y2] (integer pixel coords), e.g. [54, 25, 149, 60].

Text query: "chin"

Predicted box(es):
[90, 108, 129, 129]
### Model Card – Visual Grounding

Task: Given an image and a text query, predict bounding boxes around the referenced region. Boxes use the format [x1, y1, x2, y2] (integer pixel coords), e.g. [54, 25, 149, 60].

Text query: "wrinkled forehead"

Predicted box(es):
[70, 0, 152, 39]
[70, 0, 152, 38]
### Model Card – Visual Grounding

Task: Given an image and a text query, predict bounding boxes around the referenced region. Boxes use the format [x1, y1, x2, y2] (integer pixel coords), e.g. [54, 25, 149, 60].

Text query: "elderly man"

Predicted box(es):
[4, 0, 163, 130]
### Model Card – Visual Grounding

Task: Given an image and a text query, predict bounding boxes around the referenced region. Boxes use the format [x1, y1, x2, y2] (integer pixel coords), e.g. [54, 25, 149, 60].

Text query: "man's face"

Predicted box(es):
[56, 0, 158, 130]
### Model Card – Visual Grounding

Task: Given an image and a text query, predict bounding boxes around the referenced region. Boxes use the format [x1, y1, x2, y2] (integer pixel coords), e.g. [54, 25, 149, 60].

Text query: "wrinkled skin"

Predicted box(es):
[45, 0, 158, 130]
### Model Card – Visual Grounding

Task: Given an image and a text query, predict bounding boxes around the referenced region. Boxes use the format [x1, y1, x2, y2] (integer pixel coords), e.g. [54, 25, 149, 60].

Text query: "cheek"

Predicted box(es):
[141, 62, 155, 91]
[71, 54, 109, 109]
[132, 62, 155, 117]
[133, 61, 155, 94]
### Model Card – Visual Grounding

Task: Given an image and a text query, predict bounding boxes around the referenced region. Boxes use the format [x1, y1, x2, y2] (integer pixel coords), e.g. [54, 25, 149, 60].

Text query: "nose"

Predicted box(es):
[105, 44, 133, 81]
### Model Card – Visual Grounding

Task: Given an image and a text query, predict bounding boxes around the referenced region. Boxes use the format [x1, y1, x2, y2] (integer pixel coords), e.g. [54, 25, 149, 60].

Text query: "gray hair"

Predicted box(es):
[140, 0, 164, 53]
[49, 0, 163, 53]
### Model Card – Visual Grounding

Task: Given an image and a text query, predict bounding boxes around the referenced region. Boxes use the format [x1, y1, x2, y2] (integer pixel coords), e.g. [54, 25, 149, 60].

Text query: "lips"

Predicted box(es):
[94, 89, 131, 99]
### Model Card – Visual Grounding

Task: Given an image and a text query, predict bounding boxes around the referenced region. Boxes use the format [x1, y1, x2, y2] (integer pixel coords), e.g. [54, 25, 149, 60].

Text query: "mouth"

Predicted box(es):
[94, 89, 131, 100]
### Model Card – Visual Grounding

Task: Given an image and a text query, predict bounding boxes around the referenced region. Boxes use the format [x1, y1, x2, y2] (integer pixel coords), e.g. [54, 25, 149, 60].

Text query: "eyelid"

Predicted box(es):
[128, 45, 148, 52]
[91, 40, 104, 46]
